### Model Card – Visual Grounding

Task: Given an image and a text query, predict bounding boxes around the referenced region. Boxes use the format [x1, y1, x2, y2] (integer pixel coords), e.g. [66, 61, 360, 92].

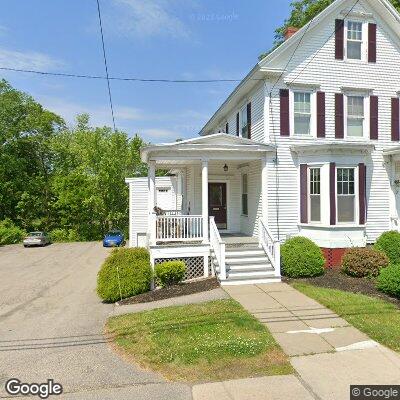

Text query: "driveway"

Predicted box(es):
[0, 242, 191, 399]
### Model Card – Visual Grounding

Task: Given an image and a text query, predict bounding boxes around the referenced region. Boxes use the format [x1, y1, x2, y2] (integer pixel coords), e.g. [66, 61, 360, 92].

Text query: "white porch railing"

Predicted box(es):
[258, 218, 281, 277]
[209, 216, 226, 280]
[155, 215, 203, 242]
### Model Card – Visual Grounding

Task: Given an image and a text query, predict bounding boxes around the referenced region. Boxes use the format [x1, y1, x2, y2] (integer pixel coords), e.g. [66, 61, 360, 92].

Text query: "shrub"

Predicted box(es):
[341, 247, 389, 278]
[377, 265, 400, 298]
[374, 231, 400, 264]
[155, 260, 186, 287]
[0, 220, 26, 245]
[49, 228, 80, 243]
[281, 236, 325, 278]
[97, 247, 152, 302]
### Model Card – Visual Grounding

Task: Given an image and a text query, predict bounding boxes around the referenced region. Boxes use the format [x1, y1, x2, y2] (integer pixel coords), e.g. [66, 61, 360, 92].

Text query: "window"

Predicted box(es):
[242, 174, 248, 216]
[347, 21, 363, 60]
[337, 168, 355, 223]
[309, 168, 321, 222]
[294, 92, 311, 135]
[240, 106, 248, 138]
[347, 96, 364, 137]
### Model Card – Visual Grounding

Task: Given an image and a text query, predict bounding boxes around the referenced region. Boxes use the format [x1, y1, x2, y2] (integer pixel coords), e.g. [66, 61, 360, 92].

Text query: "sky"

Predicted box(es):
[0, 0, 291, 143]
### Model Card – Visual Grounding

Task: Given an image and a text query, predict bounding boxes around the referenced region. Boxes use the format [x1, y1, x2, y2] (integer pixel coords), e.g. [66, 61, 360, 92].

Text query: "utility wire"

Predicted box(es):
[96, 0, 116, 131]
[0, 66, 245, 83]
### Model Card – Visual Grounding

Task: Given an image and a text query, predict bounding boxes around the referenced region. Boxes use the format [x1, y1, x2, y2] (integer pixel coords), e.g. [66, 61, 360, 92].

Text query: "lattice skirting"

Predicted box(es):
[154, 256, 209, 281]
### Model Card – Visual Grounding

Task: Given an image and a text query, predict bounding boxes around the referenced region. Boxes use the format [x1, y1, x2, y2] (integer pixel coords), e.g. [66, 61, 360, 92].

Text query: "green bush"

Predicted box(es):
[374, 231, 400, 264]
[281, 236, 325, 278]
[0, 220, 26, 245]
[155, 260, 186, 287]
[377, 265, 400, 298]
[49, 228, 80, 242]
[97, 247, 153, 303]
[341, 247, 389, 278]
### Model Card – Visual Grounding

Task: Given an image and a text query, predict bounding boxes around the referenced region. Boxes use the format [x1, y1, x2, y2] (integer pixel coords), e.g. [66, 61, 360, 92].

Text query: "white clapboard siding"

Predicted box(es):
[127, 176, 179, 247]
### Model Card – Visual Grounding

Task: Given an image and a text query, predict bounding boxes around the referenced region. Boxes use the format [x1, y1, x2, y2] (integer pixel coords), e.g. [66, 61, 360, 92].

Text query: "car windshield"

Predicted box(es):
[106, 231, 121, 236]
[29, 232, 43, 237]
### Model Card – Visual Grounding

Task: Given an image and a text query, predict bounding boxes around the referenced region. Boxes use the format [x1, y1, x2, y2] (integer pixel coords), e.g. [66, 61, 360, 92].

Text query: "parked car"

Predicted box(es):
[23, 232, 51, 247]
[103, 230, 125, 247]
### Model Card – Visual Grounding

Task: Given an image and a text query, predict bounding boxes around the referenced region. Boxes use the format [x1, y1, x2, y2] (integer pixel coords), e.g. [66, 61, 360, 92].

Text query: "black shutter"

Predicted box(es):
[280, 89, 290, 136]
[247, 102, 252, 139]
[225, 122, 229, 134]
[317, 91, 326, 138]
[359, 163, 367, 225]
[368, 23, 377, 63]
[370, 96, 378, 140]
[335, 93, 344, 139]
[236, 112, 240, 136]
[300, 164, 308, 224]
[335, 19, 344, 60]
[392, 98, 399, 141]
[330, 163, 336, 225]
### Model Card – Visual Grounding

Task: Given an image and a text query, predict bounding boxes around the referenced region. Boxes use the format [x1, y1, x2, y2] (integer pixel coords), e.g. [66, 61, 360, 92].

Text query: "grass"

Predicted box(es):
[292, 282, 400, 352]
[106, 299, 292, 382]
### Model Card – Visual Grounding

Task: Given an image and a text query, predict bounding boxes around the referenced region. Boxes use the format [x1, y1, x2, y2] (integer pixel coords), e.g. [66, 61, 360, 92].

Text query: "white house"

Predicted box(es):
[127, 0, 400, 285]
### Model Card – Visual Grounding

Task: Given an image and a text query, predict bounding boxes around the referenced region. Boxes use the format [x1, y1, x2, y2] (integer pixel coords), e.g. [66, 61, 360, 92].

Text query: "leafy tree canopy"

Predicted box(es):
[259, 0, 400, 60]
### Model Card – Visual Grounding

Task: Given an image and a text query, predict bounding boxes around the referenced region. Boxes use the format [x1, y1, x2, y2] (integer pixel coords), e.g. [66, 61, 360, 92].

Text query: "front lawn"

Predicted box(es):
[292, 282, 400, 352]
[106, 299, 292, 382]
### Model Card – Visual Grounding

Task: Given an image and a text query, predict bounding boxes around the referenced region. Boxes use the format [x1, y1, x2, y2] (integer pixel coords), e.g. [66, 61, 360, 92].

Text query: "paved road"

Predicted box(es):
[0, 242, 191, 399]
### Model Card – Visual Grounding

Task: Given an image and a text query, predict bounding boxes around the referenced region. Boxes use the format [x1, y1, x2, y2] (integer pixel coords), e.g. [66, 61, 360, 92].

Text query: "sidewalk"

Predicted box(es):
[215, 282, 400, 400]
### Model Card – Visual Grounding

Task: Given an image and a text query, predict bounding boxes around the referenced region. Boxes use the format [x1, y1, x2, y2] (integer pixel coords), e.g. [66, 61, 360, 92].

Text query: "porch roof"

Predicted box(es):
[383, 146, 400, 157]
[141, 133, 276, 163]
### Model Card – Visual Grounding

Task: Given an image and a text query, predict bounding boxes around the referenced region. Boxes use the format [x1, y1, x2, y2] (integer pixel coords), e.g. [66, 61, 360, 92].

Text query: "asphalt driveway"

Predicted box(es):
[0, 242, 191, 399]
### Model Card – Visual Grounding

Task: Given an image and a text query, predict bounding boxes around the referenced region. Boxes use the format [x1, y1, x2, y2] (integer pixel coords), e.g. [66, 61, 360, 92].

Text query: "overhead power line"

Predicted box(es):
[96, 0, 116, 132]
[0, 66, 244, 83]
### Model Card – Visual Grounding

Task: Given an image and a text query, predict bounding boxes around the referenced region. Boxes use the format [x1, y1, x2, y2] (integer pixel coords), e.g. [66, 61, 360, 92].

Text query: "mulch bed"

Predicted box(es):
[285, 269, 400, 308]
[117, 277, 220, 305]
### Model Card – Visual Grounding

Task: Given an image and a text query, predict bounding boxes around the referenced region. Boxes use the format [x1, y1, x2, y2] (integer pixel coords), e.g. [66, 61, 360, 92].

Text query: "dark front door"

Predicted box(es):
[208, 182, 227, 229]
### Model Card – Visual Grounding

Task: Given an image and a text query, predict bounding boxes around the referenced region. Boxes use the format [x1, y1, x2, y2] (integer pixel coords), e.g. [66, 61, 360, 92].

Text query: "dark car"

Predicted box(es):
[23, 232, 51, 247]
[103, 230, 125, 247]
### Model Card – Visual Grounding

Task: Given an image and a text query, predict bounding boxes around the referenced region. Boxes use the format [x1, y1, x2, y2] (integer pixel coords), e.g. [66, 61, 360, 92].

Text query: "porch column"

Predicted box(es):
[202, 159, 209, 243]
[148, 160, 156, 245]
[261, 155, 268, 224]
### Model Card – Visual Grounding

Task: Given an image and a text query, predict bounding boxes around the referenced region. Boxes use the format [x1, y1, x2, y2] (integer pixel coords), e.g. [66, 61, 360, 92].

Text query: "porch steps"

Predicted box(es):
[212, 244, 280, 285]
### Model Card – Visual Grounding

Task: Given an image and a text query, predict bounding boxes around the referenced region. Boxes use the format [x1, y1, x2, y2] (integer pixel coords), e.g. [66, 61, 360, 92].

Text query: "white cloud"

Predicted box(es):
[112, 0, 191, 39]
[0, 48, 63, 71]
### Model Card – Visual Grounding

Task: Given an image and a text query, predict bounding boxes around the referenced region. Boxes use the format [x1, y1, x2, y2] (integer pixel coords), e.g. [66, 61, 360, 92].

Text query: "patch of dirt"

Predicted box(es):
[285, 269, 400, 307]
[118, 277, 220, 305]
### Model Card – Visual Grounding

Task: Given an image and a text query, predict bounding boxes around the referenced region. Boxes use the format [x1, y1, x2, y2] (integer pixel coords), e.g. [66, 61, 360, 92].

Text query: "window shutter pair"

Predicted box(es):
[335, 94, 379, 140]
[335, 19, 376, 62]
[279, 90, 326, 137]
[235, 103, 252, 138]
[301, 163, 366, 225]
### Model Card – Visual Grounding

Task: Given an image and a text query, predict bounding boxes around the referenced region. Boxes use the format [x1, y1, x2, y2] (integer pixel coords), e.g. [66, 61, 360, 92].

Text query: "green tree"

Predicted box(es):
[259, 0, 400, 59]
[0, 79, 64, 229]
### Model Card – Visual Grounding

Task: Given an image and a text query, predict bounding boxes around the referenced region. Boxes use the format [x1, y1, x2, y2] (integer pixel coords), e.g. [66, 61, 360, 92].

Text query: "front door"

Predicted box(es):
[208, 182, 227, 229]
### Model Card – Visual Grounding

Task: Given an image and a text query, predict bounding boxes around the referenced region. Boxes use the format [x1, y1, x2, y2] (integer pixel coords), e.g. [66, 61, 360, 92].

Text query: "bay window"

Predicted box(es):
[337, 168, 356, 223]
[294, 92, 311, 135]
[347, 21, 363, 60]
[309, 168, 321, 222]
[347, 96, 364, 137]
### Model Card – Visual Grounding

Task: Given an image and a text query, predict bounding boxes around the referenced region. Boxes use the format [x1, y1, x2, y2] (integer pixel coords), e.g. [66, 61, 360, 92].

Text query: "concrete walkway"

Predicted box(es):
[218, 283, 400, 400]
[112, 288, 229, 316]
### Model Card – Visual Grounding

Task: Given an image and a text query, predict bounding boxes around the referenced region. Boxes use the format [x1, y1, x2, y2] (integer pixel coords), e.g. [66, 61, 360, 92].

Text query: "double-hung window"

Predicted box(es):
[347, 96, 364, 137]
[242, 174, 248, 216]
[347, 21, 363, 60]
[240, 106, 248, 138]
[337, 168, 356, 223]
[309, 168, 321, 222]
[294, 92, 311, 135]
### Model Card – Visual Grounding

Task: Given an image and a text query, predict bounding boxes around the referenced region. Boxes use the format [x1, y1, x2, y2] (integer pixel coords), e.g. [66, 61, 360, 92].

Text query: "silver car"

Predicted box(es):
[23, 232, 51, 247]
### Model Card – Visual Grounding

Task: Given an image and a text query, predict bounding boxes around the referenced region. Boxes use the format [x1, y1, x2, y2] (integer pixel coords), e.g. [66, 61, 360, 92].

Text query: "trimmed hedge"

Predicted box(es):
[374, 231, 400, 264]
[341, 247, 389, 278]
[155, 260, 186, 287]
[0, 220, 26, 245]
[97, 247, 152, 303]
[281, 236, 325, 278]
[377, 265, 400, 298]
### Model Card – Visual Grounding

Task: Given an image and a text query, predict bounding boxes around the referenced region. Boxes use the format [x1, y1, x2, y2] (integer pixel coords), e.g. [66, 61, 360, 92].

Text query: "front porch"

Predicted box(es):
[140, 134, 281, 284]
